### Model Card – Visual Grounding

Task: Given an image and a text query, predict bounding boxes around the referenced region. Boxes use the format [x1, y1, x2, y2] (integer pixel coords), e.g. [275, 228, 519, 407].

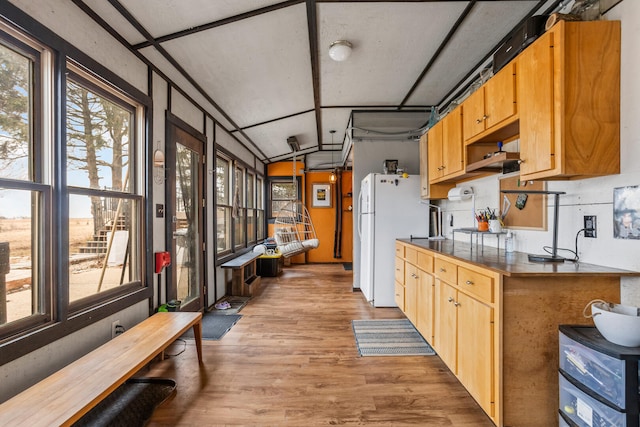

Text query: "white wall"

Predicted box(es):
[438, 0, 640, 305]
[351, 139, 421, 290]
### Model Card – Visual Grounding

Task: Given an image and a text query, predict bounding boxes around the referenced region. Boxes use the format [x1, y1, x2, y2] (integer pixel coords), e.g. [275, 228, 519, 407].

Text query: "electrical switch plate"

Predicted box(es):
[584, 215, 597, 238]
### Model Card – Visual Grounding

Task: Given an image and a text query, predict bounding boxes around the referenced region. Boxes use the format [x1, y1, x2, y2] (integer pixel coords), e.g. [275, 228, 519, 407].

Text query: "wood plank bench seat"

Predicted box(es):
[221, 252, 261, 296]
[0, 311, 203, 427]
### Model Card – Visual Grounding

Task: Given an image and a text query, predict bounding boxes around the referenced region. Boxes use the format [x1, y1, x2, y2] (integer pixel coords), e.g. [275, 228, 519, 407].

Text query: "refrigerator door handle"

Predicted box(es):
[357, 190, 363, 239]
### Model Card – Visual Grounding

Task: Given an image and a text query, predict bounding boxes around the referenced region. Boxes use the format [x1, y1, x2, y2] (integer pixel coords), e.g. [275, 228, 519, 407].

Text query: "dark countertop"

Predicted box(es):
[398, 238, 640, 277]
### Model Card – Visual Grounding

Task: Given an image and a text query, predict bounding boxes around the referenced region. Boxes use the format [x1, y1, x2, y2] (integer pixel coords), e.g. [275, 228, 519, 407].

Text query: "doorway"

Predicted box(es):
[166, 117, 205, 312]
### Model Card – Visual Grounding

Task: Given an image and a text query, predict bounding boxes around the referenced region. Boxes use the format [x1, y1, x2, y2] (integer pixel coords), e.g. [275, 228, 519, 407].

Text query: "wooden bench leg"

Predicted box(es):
[193, 321, 203, 364]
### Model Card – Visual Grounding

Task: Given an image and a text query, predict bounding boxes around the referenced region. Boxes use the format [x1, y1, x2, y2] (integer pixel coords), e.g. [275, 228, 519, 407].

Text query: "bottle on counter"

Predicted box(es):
[505, 230, 514, 253]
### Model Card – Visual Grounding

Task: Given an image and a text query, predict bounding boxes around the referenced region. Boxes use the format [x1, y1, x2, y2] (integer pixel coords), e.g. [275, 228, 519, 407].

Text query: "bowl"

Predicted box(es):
[591, 301, 640, 347]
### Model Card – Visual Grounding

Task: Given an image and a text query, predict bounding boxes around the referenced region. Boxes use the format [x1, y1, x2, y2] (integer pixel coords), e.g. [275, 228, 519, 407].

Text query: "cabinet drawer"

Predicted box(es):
[559, 331, 627, 409]
[458, 267, 493, 303]
[395, 242, 405, 258]
[417, 250, 433, 273]
[395, 257, 405, 283]
[559, 372, 628, 427]
[434, 258, 457, 284]
[395, 281, 405, 311]
[405, 246, 418, 265]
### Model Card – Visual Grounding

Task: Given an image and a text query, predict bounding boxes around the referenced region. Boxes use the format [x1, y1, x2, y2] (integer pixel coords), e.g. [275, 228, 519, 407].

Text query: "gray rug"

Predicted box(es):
[352, 319, 435, 356]
[181, 313, 242, 340]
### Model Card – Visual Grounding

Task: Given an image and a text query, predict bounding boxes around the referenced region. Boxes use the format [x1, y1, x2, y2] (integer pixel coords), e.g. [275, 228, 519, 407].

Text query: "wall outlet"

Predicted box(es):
[111, 320, 123, 339]
[584, 215, 597, 238]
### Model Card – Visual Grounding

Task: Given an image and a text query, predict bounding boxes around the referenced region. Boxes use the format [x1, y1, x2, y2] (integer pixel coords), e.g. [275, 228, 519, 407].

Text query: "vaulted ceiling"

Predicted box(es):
[75, 0, 558, 167]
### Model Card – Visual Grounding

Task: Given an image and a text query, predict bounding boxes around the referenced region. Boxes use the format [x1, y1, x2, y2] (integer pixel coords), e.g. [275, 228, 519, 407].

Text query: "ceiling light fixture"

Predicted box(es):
[329, 130, 337, 184]
[329, 40, 352, 62]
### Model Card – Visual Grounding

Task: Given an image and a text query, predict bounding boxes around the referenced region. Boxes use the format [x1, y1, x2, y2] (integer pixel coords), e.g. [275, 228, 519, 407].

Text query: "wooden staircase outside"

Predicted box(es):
[78, 216, 128, 255]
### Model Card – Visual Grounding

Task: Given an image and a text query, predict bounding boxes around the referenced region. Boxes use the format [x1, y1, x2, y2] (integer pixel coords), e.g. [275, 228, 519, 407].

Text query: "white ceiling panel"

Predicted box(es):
[118, 0, 284, 38]
[320, 108, 353, 147]
[241, 111, 318, 159]
[406, 1, 539, 106]
[161, 3, 314, 128]
[318, 2, 469, 106]
[140, 46, 236, 131]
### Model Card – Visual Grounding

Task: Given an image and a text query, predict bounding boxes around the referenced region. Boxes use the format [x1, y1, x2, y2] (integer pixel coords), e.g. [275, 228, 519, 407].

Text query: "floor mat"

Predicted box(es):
[343, 262, 353, 271]
[352, 319, 435, 356]
[181, 313, 242, 340]
[210, 296, 250, 315]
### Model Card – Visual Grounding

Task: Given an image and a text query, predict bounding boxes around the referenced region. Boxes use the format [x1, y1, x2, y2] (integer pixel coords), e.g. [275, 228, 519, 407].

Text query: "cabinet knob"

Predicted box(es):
[453, 301, 461, 307]
[465, 280, 474, 285]
[483, 114, 489, 120]
[476, 118, 483, 124]
[440, 268, 446, 272]
[448, 297, 454, 303]
[412, 273, 418, 278]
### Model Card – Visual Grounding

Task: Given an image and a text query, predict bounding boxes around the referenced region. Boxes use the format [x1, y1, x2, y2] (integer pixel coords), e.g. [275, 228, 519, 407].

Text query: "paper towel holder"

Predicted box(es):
[447, 186, 474, 201]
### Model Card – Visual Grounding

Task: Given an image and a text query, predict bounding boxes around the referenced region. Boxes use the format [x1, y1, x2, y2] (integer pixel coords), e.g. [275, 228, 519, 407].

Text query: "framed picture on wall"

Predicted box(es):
[614, 185, 640, 239]
[312, 183, 331, 208]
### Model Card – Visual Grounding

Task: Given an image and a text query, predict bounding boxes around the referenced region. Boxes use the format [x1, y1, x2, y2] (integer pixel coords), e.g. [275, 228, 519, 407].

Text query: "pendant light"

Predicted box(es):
[329, 130, 337, 184]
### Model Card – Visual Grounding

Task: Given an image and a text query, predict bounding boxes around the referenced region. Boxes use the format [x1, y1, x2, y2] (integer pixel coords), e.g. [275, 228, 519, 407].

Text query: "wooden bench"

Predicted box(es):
[0, 311, 202, 426]
[221, 252, 261, 296]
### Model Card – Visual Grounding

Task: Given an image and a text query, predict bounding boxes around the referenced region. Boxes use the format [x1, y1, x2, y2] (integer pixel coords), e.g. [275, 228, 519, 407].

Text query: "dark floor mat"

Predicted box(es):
[180, 313, 242, 340]
[72, 378, 176, 427]
[343, 262, 353, 270]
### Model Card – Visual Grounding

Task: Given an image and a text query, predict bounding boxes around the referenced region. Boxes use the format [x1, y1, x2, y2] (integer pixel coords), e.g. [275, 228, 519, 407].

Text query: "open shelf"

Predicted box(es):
[466, 151, 520, 173]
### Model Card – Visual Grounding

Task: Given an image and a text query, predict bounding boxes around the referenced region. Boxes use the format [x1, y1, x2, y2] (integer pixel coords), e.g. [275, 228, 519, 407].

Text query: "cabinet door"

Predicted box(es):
[484, 62, 517, 129]
[462, 88, 485, 141]
[419, 134, 430, 199]
[427, 121, 443, 182]
[518, 30, 555, 177]
[435, 281, 457, 372]
[442, 107, 464, 178]
[416, 269, 434, 343]
[394, 281, 405, 311]
[457, 292, 494, 417]
[404, 263, 419, 324]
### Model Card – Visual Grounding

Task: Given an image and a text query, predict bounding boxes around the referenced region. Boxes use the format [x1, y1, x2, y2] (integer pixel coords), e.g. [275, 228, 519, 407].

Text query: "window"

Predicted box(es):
[269, 177, 300, 219]
[65, 65, 143, 307]
[215, 154, 231, 254]
[233, 165, 245, 248]
[256, 177, 265, 240]
[0, 28, 51, 333]
[246, 172, 256, 244]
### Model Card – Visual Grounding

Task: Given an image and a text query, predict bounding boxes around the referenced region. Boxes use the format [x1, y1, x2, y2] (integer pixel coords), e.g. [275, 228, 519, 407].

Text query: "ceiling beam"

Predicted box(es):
[306, 0, 323, 150]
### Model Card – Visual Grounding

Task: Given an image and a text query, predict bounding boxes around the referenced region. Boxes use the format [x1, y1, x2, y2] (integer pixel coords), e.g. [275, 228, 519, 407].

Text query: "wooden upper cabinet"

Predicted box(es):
[518, 20, 621, 180]
[427, 106, 464, 185]
[463, 62, 517, 143]
[484, 62, 517, 129]
[419, 134, 430, 199]
[462, 87, 486, 141]
[427, 120, 444, 182]
[441, 107, 464, 178]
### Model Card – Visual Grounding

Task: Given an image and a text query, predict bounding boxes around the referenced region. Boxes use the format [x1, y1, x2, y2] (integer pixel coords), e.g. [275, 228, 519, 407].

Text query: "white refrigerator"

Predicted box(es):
[358, 173, 429, 307]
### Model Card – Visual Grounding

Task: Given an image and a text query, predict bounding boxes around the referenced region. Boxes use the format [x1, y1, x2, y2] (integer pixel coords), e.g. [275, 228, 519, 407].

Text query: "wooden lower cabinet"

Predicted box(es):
[435, 278, 494, 418]
[396, 240, 630, 427]
[456, 291, 494, 417]
[415, 268, 434, 343]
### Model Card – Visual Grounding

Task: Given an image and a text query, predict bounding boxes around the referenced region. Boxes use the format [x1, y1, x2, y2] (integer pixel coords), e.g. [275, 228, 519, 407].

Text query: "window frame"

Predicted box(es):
[0, 10, 153, 365]
[215, 152, 232, 256]
[64, 65, 145, 313]
[268, 176, 301, 220]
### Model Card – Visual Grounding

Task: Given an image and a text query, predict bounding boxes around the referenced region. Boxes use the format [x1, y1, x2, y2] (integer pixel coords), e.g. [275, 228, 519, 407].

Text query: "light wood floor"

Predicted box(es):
[147, 263, 494, 426]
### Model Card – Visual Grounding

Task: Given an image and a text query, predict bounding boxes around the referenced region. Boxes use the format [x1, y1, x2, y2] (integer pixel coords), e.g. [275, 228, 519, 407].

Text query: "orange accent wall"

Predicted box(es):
[266, 162, 352, 264]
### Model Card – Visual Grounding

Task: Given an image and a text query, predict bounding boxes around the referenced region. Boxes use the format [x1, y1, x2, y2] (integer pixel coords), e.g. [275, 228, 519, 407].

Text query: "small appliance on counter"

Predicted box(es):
[382, 159, 398, 174]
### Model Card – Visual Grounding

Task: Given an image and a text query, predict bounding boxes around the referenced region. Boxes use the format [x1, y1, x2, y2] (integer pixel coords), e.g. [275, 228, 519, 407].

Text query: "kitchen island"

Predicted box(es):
[395, 238, 639, 427]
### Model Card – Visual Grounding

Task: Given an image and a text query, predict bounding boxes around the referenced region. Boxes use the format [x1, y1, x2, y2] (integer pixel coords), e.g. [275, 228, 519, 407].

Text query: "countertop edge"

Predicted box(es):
[397, 238, 640, 277]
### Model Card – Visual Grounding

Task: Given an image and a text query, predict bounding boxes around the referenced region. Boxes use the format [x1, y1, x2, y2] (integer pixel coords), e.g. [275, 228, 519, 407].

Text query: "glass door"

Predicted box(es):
[167, 123, 204, 312]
